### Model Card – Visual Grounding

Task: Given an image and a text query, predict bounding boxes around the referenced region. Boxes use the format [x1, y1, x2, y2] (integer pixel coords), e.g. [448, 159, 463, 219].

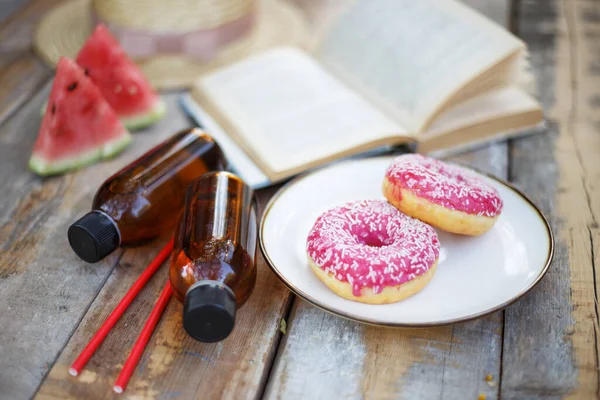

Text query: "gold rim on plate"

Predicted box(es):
[258, 156, 555, 328]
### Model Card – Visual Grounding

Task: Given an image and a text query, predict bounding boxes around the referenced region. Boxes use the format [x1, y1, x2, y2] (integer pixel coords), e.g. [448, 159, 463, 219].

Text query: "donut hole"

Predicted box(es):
[361, 236, 387, 248]
[347, 218, 397, 248]
[353, 230, 392, 248]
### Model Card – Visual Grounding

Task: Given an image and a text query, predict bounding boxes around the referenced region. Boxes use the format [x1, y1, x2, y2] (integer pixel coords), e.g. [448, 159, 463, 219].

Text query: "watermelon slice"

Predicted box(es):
[75, 24, 166, 130]
[29, 57, 132, 176]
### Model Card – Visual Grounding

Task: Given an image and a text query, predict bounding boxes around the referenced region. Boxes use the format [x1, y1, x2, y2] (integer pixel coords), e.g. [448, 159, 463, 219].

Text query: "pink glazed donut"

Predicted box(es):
[383, 154, 503, 236]
[306, 200, 440, 304]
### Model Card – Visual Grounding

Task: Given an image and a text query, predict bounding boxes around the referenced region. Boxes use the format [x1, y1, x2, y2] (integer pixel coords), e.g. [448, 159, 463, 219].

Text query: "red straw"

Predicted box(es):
[69, 239, 174, 377]
[113, 282, 173, 394]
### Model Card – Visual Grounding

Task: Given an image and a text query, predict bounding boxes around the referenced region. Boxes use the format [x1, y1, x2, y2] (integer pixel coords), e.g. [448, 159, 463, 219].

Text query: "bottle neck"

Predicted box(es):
[185, 280, 235, 299]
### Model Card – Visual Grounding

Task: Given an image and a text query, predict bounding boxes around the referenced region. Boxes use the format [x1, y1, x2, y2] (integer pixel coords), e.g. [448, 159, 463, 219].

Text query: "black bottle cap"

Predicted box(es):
[67, 211, 121, 263]
[183, 281, 236, 342]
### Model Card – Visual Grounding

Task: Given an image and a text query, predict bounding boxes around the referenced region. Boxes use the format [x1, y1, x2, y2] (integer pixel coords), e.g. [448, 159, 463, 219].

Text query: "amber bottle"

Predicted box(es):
[170, 172, 258, 342]
[68, 128, 227, 263]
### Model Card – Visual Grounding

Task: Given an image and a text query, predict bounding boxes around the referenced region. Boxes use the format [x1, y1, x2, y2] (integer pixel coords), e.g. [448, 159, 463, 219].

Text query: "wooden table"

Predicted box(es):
[0, 0, 597, 399]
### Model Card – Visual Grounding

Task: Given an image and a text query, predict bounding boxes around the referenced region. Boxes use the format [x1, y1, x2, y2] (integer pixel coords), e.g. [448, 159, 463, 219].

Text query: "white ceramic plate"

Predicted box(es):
[260, 156, 554, 326]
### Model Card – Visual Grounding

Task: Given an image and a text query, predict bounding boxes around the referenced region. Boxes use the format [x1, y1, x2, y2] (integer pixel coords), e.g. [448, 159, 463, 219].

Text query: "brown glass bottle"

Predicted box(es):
[68, 128, 227, 263]
[170, 171, 258, 342]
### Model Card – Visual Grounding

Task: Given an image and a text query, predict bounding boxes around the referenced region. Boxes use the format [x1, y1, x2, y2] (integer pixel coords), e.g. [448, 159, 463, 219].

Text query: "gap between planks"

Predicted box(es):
[560, 0, 600, 396]
[562, 0, 600, 393]
[502, 0, 600, 397]
[257, 294, 297, 400]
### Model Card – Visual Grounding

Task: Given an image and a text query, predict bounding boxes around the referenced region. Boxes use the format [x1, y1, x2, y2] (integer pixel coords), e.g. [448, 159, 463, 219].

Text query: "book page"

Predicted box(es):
[317, 0, 525, 132]
[195, 47, 407, 177]
[424, 86, 541, 138]
[180, 94, 271, 189]
[418, 86, 543, 152]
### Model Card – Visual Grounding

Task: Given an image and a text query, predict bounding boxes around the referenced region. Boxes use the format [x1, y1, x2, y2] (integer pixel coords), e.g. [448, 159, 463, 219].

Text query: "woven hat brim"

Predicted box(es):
[34, 0, 313, 90]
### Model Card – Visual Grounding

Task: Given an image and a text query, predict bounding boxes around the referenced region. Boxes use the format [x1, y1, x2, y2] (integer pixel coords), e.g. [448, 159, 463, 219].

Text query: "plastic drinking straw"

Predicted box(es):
[113, 281, 173, 394]
[69, 238, 174, 376]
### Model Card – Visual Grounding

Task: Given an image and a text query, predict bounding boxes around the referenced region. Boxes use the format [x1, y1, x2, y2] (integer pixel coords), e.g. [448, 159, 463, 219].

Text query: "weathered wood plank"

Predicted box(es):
[264, 1, 509, 399]
[0, 90, 193, 399]
[0, 0, 60, 127]
[36, 186, 294, 399]
[0, 0, 62, 53]
[267, 302, 503, 400]
[0, 0, 27, 23]
[501, 0, 600, 398]
[0, 51, 51, 129]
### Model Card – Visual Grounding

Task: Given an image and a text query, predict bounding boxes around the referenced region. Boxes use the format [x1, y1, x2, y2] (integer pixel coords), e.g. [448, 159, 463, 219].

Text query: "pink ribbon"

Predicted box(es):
[91, 9, 255, 61]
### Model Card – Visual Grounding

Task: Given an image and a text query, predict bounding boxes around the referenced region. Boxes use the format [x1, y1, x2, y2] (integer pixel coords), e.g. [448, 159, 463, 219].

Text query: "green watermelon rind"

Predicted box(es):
[40, 98, 166, 131]
[29, 132, 132, 176]
[121, 98, 167, 131]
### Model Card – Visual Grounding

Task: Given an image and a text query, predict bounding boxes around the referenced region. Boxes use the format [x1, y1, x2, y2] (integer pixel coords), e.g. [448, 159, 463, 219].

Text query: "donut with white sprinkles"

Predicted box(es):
[306, 200, 440, 304]
[383, 154, 503, 236]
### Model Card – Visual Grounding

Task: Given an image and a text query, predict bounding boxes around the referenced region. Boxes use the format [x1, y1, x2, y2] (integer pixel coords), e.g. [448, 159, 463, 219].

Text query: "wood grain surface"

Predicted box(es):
[0, 0, 27, 23]
[36, 186, 297, 400]
[0, 0, 58, 125]
[1, 0, 598, 399]
[500, 0, 600, 398]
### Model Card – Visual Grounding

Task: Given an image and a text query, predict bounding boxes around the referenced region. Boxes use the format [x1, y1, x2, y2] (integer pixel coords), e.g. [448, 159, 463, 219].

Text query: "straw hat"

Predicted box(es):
[34, 0, 312, 90]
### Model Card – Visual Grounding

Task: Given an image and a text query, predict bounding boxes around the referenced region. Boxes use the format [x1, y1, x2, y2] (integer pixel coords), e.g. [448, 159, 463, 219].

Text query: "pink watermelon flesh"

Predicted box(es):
[29, 57, 132, 176]
[76, 24, 165, 130]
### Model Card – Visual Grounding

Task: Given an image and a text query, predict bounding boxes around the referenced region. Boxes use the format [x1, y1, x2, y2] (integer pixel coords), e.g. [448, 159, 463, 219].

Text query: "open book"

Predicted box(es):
[183, 0, 543, 187]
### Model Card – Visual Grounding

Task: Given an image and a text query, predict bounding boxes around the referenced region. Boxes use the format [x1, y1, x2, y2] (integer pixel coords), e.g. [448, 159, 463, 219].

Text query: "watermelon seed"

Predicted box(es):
[51, 104, 56, 114]
[84, 68, 89, 76]
[67, 82, 78, 91]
